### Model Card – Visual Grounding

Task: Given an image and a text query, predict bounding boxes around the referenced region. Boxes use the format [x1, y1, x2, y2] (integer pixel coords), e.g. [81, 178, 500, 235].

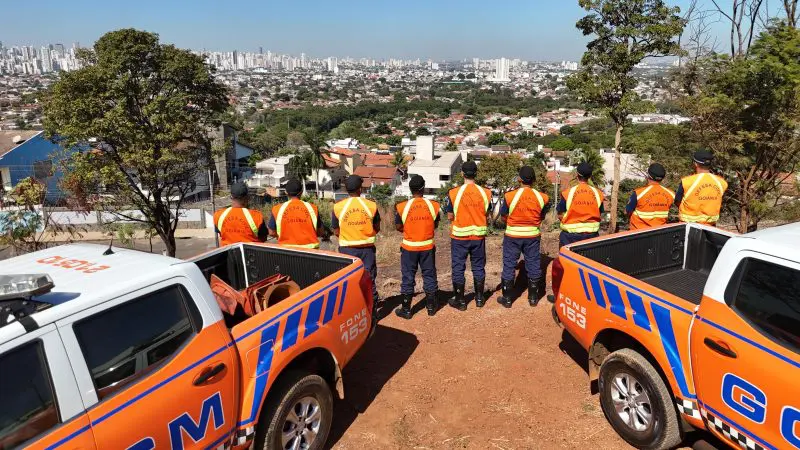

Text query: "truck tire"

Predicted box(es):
[255, 370, 334, 450]
[598, 348, 682, 450]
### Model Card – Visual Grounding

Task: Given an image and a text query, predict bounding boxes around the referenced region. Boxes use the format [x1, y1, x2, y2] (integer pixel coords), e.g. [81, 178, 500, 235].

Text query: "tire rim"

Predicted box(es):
[610, 372, 653, 432]
[281, 396, 322, 450]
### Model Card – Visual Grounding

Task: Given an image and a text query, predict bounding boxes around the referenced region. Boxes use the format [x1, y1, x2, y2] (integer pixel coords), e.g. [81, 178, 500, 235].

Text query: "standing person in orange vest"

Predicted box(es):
[625, 163, 675, 230]
[675, 150, 728, 226]
[213, 182, 269, 247]
[497, 166, 550, 308]
[268, 178, 321, 249]
[551, 162, 605, 298]
[332, 175, 381, 304]
[394, 175, 441, 319]
[444, 161, 492, 311]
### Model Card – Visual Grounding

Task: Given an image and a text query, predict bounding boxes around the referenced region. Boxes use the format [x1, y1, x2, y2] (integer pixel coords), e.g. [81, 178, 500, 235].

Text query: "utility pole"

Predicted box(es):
[209, 169, 219, 247]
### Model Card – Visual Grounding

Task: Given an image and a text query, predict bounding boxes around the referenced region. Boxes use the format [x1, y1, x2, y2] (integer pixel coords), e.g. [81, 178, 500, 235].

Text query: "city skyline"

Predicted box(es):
[1, 0, 706, 61]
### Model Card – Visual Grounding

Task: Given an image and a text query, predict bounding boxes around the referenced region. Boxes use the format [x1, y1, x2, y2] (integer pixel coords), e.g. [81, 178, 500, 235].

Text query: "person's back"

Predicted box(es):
[448, 183, 491, 240]
[627, 163, 674, 230]
[559, 182, 604, 234]
[268, 178, 320, 249]
[333, 196, 378, 248]
[214, 182, 268, 247]
[676, 150, 728, 225]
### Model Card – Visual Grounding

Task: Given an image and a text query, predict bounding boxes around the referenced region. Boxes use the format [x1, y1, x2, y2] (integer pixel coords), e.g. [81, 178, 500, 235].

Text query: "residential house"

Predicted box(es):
[326, 138, 360, 150]
[213, 123, 256, 186]
[353, 166, 401, 192]
[328, 147, 362, 174]
[399, 135, 463, 197]
[247, 156, 292, 196]
[0, 130, 74, 204]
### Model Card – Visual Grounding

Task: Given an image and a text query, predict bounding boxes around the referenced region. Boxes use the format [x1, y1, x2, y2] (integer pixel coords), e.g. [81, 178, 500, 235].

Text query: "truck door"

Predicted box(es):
[0, 324, 96, 450]
[690, 253, 800, 450]
[58, 281, 238, 450]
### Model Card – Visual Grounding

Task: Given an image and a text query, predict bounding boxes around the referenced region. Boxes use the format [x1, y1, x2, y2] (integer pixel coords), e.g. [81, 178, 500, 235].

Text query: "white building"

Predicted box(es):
[247, 156, 292, 194]
[326, 138, 359, 150]
[491, 58, 510, 83]
[518, 116, 540, 131]
[600, 149, 646, 190]
[398, 135, 463, 197]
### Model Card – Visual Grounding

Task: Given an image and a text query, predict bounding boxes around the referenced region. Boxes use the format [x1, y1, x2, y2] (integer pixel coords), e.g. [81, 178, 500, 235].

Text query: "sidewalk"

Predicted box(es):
[41, 228, 215, 243]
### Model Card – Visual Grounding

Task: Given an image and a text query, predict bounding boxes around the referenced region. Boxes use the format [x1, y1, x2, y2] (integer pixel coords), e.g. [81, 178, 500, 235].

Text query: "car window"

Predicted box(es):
[0, 341, 60, 449]
[74, 285, 197, 400]
[731, 258, 800, 353]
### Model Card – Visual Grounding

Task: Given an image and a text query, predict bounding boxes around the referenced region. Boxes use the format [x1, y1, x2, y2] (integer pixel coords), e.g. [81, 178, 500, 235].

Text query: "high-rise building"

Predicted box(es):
[54, 43, 65, 57]
[493, 57, 510, 82]
[40, 46, 52, 73]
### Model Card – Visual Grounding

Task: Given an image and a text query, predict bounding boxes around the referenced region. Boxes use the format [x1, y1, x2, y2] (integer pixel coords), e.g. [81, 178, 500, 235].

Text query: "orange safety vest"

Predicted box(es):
[560, 183, 604, 234]
[271, 198, 320, 249]
[396, 198, 440, 251]
[503, 187, 549, 238]
[629, 184, 675, 230]
[214, 207, 264, 247]
[679, 173, 728, 225]
[333, 196, 378, 247]
[448, 183, 491, 240]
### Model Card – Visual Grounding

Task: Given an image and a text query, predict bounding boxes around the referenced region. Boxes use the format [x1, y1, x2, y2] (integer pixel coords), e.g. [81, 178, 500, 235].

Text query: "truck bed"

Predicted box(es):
[570, 225, 731, 304]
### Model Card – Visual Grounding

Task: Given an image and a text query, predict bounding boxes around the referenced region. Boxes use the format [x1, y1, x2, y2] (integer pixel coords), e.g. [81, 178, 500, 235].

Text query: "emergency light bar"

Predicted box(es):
[0, 274, 55, 301]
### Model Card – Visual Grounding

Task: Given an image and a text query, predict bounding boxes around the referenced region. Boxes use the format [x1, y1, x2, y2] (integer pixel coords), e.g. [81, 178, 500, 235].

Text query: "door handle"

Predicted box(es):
[193, 363, 226, 386]
[704, 338, 738, 358]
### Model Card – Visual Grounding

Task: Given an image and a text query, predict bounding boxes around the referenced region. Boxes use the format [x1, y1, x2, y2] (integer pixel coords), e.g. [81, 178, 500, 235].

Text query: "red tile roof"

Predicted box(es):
[362, 153, 396, 167]
[354, 166, 398, 187]
[329, 147, 356, 157]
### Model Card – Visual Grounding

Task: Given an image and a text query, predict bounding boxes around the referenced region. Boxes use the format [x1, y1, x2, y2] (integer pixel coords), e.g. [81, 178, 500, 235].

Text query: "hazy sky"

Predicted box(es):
[3, 0, 720, 60]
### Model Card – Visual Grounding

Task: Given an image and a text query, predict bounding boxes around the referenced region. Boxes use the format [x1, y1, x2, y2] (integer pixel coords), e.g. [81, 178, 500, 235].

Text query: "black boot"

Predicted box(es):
[474, 279, 486, 308]
[528, 278, 541, 307]
[395, 294, 414, 320]
[449, 284, 467, 311]
[497, 279, 514, 308]
[425, 292, 438, 316]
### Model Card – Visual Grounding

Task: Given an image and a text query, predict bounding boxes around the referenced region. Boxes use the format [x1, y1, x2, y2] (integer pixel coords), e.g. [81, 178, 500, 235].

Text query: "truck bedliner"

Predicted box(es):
[571, 225, 730, 305]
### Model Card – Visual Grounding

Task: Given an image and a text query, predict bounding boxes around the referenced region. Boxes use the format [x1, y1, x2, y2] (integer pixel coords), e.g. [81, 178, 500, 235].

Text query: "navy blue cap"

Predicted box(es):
[577, 162, 593, 178]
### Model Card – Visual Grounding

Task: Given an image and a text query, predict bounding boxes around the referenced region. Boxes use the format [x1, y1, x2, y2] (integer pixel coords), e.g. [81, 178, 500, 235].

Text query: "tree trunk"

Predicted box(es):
[163, 231, 177, 257]
[315, 169, 320, 198]
[609, 125, 623, 233]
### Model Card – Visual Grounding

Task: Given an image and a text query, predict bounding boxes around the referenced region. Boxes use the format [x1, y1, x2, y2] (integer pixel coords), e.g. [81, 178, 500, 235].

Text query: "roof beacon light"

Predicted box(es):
[0, 274, 55, 301]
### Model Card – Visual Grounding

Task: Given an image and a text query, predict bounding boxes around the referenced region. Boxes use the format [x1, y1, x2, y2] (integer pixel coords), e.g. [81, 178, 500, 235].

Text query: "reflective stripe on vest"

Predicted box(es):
[680, 173, 724, 223]
[275, 200, 319, 249]
[506, 188, 545, 237]
[632, 185, 672, 220]
[560, 185, 601, 233]
[401, 198, 436, 248]
[452, 184, 489, 237]
[275, 200, 318, 236]
[217, 207, 258, 236]
[337, 197, 376, 247]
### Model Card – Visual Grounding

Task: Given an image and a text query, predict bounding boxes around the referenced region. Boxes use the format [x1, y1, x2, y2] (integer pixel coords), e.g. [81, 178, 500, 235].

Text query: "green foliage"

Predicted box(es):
[415, 126, 431, 136]
[42, 29, 228, 256]
[374, 122, 392, 135]
[568, 0, 685, 231]
[462, 119, 477, 132]
[616, 178, 645, 227]
[550, 136, 576, 152]
[287, 153, 312, 182]
[444, 141, 459, 152]
[683, 22, 800, 231]
[386, 135, 402, 146]
[486, 133, 507, 146]
[578, 149, 607, 187]
[368, 184, 394, 207]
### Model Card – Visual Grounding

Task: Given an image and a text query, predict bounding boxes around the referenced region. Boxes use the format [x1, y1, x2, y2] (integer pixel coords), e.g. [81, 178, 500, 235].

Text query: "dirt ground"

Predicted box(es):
[325, 230, 628, 449]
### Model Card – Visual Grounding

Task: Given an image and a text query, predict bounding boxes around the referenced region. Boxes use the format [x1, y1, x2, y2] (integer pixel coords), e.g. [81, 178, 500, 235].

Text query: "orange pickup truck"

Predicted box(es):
[554, 223, 800, 450]
[0, 242, 373, 450]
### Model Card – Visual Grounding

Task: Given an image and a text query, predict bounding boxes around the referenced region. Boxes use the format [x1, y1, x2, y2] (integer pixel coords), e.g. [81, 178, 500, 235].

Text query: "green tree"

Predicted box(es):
[476, 154, 524, 194]
[567, 0, 685, 231]
[369, 184, 394, 207]
[374, 122, 392, 135]
[287, 153, 312, 195]
[560, 125, 577, 135]
[486, 133, 507, 146]
[550, 136, 576, 152]
[415, 126, 431, 136]
[684, 22, 800, 231]
[42, 29, 228, 256]
[578, 149, 607, 187]
[444, 141, 459, 152]
[386, 135, 402, 146]
[390, 149, 408, 178]
[462, 119, 477, 132]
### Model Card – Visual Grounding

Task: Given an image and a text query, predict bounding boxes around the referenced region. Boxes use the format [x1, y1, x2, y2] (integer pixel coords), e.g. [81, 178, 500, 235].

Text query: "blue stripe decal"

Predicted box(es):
[304, 296, 324, 338]
[337, 280, 349, 315]
[322, 286, 339, 325]
[697, 316, 800, 370]
[651, 303, 694, 399]
[588, 274, 607, 308]
[204, 428, 235, 450]
[625, 291, 652, 331]
[603, 280, 628, 320]
[578, 268, 592, 302]
[244, 323, 280, 424]
[700, 402, 777, 450]
[281, 309, 302, 352]
[45, 425, 92, 450]
[235, 265, 362, 343]
[560, 252, 693, 315]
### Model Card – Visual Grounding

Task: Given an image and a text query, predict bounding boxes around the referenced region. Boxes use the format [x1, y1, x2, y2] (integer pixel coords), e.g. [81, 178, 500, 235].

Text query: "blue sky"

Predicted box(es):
[3, 0, 710, 60]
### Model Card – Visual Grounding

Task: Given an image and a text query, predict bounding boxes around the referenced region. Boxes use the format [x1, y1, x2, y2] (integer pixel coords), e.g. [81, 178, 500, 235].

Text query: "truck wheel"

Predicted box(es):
[598, 349, 682, 450]
[255, 370, 333, 450]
